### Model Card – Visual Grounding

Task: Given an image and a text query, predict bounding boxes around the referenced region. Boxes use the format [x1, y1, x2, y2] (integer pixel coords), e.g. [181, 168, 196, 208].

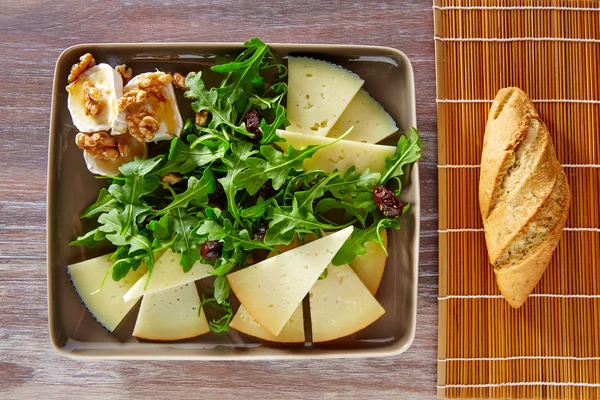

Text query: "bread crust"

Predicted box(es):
[479, 87, 571, 308]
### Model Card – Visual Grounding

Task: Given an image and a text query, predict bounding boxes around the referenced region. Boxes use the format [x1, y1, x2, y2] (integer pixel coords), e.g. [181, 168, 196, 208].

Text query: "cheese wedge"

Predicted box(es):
[229, 304, 305, 343]
[227, 226, 353, 336]
[310, 264, 385, 342]
[286, 57, 363, 137]
[277, 129, 396, 174]
[328, 89, 397, 143]
[124, 249, 213, 302]
[133, 283, 209, 340]
[349, 230, 388, 296]
[68, 253, 146, 332]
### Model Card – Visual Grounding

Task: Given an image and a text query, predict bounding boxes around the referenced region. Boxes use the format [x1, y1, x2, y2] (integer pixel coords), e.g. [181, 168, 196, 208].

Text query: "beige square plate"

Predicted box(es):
[47, 42, 419, 359]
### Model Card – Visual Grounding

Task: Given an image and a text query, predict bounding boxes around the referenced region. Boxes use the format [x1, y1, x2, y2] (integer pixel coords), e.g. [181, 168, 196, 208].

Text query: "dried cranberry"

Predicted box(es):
[254, 180, 273, 200]
[208, 182, 226, 206]
[373, 186, 404, 218]
[201, 241, 223, 260]
[244, 109, 262, 143]
[251, 222, 268, 242]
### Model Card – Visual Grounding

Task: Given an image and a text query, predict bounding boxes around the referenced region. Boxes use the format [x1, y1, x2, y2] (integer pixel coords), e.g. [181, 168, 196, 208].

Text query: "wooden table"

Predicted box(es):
[0, 1, 438, 398]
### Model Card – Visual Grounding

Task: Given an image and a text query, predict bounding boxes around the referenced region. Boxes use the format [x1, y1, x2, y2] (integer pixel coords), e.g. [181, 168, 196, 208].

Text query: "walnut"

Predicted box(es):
[82, 81, 105, 116]
[161, 172, 182, 185]
[195, 110, 209, 127]
[127, 109, 160, 142]
[172, 72, 187, 90]
[75, 131, 129, 161]
[115, 64, 133, 84]
[118, 89, 148, 112]
[137, 72, 173, 94]
[68, 53, 96, 83]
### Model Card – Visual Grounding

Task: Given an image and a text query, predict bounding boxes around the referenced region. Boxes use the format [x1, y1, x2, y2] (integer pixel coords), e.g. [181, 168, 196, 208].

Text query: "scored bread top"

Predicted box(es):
[479, 87, 571, 307]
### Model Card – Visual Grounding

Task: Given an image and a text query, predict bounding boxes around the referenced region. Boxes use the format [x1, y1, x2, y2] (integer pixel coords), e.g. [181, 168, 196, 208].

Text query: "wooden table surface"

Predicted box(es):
[0, 1, 438, 398]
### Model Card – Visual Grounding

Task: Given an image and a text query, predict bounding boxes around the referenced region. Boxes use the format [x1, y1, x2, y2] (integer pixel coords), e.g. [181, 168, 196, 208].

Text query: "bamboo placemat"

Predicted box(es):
[434, 1, 600, 398]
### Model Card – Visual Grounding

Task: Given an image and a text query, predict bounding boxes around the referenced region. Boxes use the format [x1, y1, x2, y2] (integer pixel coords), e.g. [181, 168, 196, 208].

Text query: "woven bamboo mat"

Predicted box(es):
[434, 1, 600, 398]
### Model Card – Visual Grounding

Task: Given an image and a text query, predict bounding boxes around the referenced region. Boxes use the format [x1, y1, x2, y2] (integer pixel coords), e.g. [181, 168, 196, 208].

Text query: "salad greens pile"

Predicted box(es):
[71, 38, 421, 332]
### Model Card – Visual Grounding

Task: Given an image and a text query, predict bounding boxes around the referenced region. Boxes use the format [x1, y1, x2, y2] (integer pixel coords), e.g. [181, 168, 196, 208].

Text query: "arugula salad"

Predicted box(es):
[66, 38, 421, 341]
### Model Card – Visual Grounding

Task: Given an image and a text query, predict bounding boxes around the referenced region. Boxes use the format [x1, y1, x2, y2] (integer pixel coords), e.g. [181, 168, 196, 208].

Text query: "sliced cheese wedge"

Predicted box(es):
[277, 129, 396, 174]
[124, 249, 213, 302]
[227, 226, 353, 336]
[68, 253, 146, 332]
[229, 304, 305, 343]
[286, 57, 363, 137]
[328, 89, 397, 143]
[133, 283, 209, 340]
[349, 230, 388, 296]
[310, 264, 385, 342]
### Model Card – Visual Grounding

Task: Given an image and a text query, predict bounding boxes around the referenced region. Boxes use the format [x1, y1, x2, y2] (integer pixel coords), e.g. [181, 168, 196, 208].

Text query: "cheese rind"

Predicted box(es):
[68, 253, 146, 332]
[349, 230, 388, 295]
[124, 249, 213, 302]
[310, 264, 385, 343]
[286, 57, 363, 137]
[277, 129, 396, 174]
[227, 226, 353, 336]
[66, 64, 123, 133]
[230, 304, 305, 343]
[328, 89, 397, 143]
[112, 72, 183, 142]
[132, 283, 209, 340]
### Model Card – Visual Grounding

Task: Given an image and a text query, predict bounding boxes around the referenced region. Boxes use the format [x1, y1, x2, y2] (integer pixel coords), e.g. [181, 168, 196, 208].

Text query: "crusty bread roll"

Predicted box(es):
[479, 87, 571, 308]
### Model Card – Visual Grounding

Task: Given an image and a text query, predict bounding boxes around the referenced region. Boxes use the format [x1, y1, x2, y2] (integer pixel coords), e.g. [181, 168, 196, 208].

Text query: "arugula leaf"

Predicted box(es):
[294, 171, 340, 216]
[380, 128, 421, 184]
[331, 211, 408, 266]
[259, 103, 288, 144]
[111, 257, 142, 281]
[314, 198, 367, 227]
[248, 82, 287, 110]
[211, 38, 272, 115]
[97, 209, 155, 279]
[80, 188, 120, 218]
[98, 210, 153, 256]
[211, 247, 245, 276]
[69, 227, 106, 247]
[163, 137, 226, 175]
[234, 134, 347, 195]
[108, 173, 159, 234]
[330, 224, 382, 266]
[218, 142, 256, 223]
[185, 73, 245, 135]
[119, 156, 163, 177]
[161, 169, 216, 213]
[264, 198, 339, 246]
[147, 213, 172, 248]
[196, 219, 273, 252]
[239, 197, 272, 220]
[171, 208, 202, 272]
[213, 275, 230, 304]
[200, 296, 233, 332]
[326, 167, 380, 201]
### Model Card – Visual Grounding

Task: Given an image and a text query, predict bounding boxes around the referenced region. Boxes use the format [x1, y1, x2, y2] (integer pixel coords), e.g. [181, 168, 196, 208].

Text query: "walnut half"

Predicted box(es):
[172, 72, 187, 90]
[75, 131, 129, 161]
[116, 64, 133, 84]
[117, 89, 148, 112]
[68, 53, 96, 84]
[127, 109, 160, 142]
[161, 172, 182, 185]
[82, 81, 105, 116]
[195, 110, 209, 127]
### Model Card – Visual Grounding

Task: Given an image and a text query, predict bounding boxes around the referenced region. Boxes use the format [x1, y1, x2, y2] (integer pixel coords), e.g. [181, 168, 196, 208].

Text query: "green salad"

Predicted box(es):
[70, 38, 421, 332]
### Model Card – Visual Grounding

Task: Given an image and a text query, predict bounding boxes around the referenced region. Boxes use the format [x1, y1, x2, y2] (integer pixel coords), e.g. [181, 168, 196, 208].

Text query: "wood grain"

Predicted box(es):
[0, 1, 438, 398]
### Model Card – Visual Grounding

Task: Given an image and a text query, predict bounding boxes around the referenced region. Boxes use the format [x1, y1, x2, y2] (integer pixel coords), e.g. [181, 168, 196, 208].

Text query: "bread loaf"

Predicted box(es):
[479, 87, 571, 308]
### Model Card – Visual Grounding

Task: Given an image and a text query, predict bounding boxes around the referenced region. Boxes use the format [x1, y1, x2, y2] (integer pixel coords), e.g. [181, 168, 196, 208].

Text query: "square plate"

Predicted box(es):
[47, 42, 419, 359]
